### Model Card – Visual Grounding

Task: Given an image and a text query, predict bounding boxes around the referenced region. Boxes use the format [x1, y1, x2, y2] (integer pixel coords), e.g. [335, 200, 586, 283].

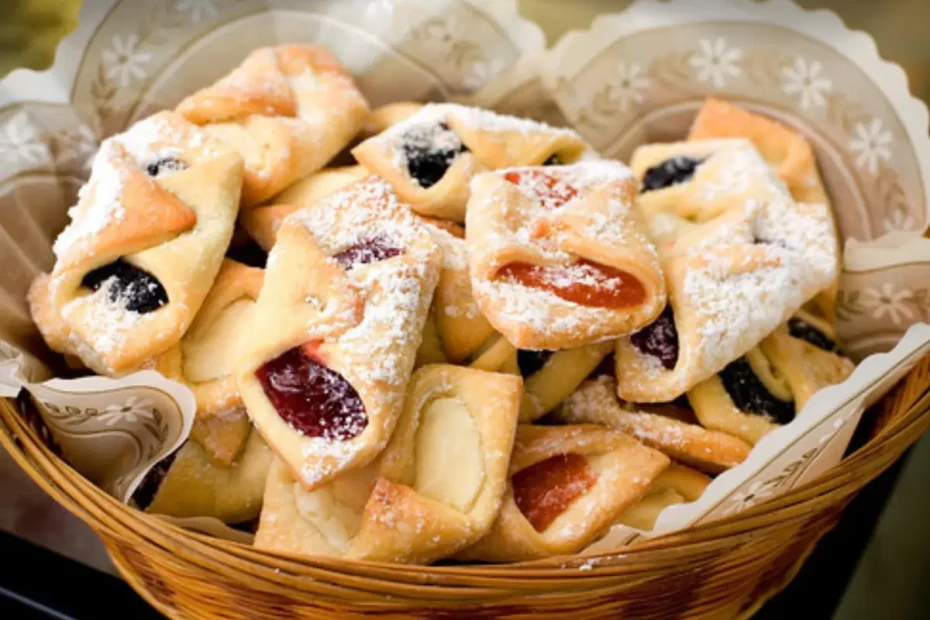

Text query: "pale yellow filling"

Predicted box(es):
[182, 299, 255, 383]
[413, 397, 484, 513]
[292, 467, 374, 553]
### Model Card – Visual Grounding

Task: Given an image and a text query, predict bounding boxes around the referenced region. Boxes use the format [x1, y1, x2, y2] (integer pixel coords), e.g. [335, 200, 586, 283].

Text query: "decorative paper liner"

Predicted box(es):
[0, 0, 928, 552]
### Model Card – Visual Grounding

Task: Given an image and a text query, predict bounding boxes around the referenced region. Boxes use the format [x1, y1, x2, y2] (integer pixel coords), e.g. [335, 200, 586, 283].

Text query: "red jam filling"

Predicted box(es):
[504, 170, 578, 208]
[332, 234, 401, 270]
[255, 343, 368, 441]
[498, 260, 646, 308]
[512, 453, 599, 532]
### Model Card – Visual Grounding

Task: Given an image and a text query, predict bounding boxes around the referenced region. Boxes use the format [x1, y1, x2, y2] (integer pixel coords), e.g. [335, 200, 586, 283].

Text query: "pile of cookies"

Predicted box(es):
[27, 44, 854, 564]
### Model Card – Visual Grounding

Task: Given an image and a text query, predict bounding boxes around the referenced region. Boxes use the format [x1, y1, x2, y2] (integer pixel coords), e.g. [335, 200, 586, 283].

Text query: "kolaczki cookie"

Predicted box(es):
[28, 44, 855, 564]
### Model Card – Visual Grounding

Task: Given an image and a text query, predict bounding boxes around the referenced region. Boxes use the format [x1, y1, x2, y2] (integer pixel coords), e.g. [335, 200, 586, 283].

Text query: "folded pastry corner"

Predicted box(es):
[616, 462, 711, 531]
[352, 103, 589, 222]
[141, 427, 273, 524]
[359, 101, 425, 140]
[29, 111, 244, 374]
[615, 138, 838, 402]
[177, 44, 369, 207]
[237, 177, 441, 491]
[688, 97, 840, 321]
[688, 311, 855, 445]
[457, 424, 668, 562]
[555, 375, 750, 474]
[240, 165, 368, 251]
[467, 160, 666, 350]
[346, 364, 522, 564]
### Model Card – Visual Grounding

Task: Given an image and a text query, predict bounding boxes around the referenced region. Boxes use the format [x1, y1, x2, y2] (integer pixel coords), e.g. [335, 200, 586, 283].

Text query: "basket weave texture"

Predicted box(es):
[3, 353, 930, 619]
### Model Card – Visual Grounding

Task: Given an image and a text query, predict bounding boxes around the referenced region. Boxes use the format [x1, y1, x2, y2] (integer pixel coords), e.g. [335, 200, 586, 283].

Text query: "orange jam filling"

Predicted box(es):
[504, 170, 578, 208]
[498, 260, 646, 308]
[512, 453, 599, 532]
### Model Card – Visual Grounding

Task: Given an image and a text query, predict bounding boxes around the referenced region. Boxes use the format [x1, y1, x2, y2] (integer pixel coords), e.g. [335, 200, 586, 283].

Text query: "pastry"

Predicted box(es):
[359, 101, 424, 139]
[688, 97, 840, 320]
[467, 160, 666, 350]
[688, 310, 855, 445]
[457, 424, 669, 562]
[153, 259, 263, 465]
[423, 221, 497, 363]
[239, 165, 368, 251]
[515, 343, 614, 422]
[615, 139, 838, 402]
[555, 376, 751, 474]
[352, 103, 589, 221]
[347, 365, 522, 563]
[237, 177, 441, 490]
[177, 45, 369, 207]
[143, 428, 273, 524]
[467, 334, 521, 375]
[254, 457, 378, 558]
[616, 463, 711, 530]
[28, 111, 244, 374]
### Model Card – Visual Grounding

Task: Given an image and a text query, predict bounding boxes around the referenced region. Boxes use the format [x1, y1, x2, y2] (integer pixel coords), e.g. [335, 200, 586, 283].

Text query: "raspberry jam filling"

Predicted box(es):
[641, 156, 703, 193]
[256, 343, 368, 441]
[512, 453, 599, 532]
[630, 306, 679, 369]
[504, 170, 578, 208]
[498, 260, 646, 308]
[82, 259, 169, 314]
[331, 234, 402, 270]
[517, 349, 555, 378]
[719, 357, 795, 425]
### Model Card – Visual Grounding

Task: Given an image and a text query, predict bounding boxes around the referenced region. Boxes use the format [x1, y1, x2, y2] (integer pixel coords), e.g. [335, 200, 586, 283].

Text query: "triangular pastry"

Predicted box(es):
[457, 424, 669, 562]
[237, 177, 441, 490]
[467, 160, 666, 350]
[346, 364, 522, 564]
[555, 375, 750, 474]
[688, 310, 855, 445]
[142, 427, 273, 524]
[614, 139, 838, 402]
[240, 165, 368, 251]
[688, 98, 840, 321]
[177, 45, 369, 207]
[616, 463, 711, 530]
[359, 101, 425, 140]
[153, 259, 263, 465]
[28, 111, 244, 374]
[352, 103, 590, 222]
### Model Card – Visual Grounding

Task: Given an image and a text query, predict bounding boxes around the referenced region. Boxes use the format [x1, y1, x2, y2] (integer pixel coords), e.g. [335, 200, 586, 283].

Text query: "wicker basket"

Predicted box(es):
[2, 353, 929, 619]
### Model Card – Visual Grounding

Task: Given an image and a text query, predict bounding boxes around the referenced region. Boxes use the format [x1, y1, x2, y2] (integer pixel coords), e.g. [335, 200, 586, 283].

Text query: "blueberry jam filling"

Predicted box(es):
[331, 234, 402, 271]
[132, 450, 178, 510]
[82, 259, 168, 314]
[256, 345, 368, 441]
[788, 318, 838, 353]
[641, 156, 703, 193]
[630, 307, 679, 370]
[402, 122, 468, 189]
[517, 349, 555, 378]
[542, 153, 562, 166]
[145, 157, 188, 178]
[719, 357, 795, 425]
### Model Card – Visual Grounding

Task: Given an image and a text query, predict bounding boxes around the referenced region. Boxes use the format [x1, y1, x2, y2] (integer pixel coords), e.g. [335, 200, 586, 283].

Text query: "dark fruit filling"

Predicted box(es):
[256, 344, 368, 441]
[512, 453, 598, 532]
[641, 156, 703, 193]
[719, 357, 795, 425]
[145, 157, 188, 178]
[402, 122, 468, 189]
[132, 450, 178, 510]
[331, 234, 402, 271]
[788, 318, 838, 353]
[542, 153, 562, 166]
[82, 259, 168, 314]
[517, 349, 555, 378]
[630, 307, 679, 369]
